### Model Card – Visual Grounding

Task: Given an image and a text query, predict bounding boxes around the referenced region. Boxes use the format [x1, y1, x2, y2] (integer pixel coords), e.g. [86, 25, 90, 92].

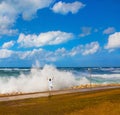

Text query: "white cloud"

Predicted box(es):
[17, 48, 44, 60]
[55, 48, 67, 57]
[70, 45, 82, 56]
[2, 41, 15, 49]
[0, 41, 100, 62]
[0, 1, 17, 35]
[79, 27, 92, 37]
[0, 49, 13, 58]
[105, 32, 120, 49]
[17, 0, 53, 20]
[16, 48, 57, 62]
[70, 42, 100, 56]
[82, 42, 100, 55]
[17, 31, 73, 47]
[0, 0, 53, 36]
[103, 27, 116, 34]
[0, 47, 65, 62]
[17, 48, 67, 62]
[52, 1, 85, 15]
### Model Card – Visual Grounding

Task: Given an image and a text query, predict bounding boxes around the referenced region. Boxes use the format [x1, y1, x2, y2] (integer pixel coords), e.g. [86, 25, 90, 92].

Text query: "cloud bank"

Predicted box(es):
[17, 31, 73, 47]
[0, 41, 100, 64]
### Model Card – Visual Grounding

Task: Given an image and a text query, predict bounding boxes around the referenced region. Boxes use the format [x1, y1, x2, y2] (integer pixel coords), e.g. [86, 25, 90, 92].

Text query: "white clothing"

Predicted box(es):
[48, 79, 53, 91]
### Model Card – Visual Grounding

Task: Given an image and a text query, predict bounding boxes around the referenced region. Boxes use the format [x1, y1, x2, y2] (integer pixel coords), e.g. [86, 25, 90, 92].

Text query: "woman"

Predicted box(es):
[48, 78, 53, 91]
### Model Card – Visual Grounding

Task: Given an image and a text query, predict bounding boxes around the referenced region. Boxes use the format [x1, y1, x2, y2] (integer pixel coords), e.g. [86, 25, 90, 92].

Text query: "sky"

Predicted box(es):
[0, 0, 120, 67]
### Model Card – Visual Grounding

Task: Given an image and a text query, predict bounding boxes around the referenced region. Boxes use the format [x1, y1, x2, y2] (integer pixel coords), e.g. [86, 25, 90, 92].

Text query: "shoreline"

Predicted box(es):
[72, 83, 120, 89]
[0, 83, 120, 97]
[0, 85, 120, 102]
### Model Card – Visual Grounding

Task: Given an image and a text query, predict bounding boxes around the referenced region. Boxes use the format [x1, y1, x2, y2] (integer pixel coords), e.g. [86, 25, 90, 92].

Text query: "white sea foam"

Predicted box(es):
[0, 68, 13, 71]
[0, 68, 29, 71]
[100, 67, 115, 71]
[0, 64, 89, 94]
[0, 64, 120, 94]
[111, 69, 120, 73]
[78, 77, 90, 85]
[92, 74, 120, 79]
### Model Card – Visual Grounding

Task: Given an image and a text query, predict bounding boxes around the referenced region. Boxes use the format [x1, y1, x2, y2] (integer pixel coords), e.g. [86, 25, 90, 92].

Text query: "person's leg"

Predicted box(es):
[48, 86, 51, 97]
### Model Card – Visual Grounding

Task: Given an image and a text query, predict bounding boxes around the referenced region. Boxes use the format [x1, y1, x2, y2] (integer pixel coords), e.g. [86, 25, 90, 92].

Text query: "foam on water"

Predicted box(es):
[0, 64, 120, 94]
[92, 74, 120, 78]
[0, 65, 86, 94]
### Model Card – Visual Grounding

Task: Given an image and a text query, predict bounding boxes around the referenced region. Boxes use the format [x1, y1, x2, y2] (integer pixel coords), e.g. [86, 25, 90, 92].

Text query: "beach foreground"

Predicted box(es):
[0, 86, 120, 115]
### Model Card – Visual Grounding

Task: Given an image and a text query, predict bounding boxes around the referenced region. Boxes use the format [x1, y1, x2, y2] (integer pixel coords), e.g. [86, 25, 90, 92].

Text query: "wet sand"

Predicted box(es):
[0, 85, 120, 102]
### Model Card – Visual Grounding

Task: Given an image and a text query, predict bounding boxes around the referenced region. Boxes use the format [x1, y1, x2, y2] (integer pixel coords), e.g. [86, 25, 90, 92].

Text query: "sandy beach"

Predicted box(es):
[0, 86, 120, 115]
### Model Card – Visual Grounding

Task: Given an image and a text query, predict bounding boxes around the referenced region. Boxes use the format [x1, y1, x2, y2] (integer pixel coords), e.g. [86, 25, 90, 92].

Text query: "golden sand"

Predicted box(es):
[72, 83, 120, 89]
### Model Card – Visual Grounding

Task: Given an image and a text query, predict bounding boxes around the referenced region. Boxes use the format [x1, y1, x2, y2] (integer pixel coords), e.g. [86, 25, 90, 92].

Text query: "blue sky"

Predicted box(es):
[0, 0, 120, 67]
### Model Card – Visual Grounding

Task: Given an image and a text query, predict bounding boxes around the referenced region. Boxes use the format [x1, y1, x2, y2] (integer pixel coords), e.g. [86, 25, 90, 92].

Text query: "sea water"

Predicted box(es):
[0, 65, 120, 94]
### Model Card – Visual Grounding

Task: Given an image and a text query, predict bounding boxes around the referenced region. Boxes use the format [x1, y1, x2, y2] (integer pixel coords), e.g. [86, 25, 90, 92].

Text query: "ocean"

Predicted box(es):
[0, 65, 120, 94]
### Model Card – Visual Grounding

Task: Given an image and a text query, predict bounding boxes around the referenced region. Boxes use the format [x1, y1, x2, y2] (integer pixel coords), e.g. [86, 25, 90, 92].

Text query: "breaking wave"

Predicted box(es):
[0, 64, 120, 94]
[0, 65, 89, 94]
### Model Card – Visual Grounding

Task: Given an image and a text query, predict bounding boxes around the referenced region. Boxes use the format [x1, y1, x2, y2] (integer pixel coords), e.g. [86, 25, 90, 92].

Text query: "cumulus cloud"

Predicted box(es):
[70, 42, 100, 56]
[52, 1, 85, 14]
[16, 48, 66, 62]
[0, 47, 66, 62]
[103, 27, 116, 34]
[2, 41, 15, 49]
[0, 0, 53, 36]
[82, 42, 100, 55]
[17, 31, 73, 47]
[0, 49, 13, 58]
[17, 0, 53, 20]
[105, 32, 120, 49]
[0, 41, 100, 66]
[15, 48, 58, 63]
[19, 48, 45, 60]
[0, 1, 17, 35]
[16, 42, 100, 61]
[79, 27, 92, 37]
[55, 48, 67, 57]
[70, 45, 82, 56]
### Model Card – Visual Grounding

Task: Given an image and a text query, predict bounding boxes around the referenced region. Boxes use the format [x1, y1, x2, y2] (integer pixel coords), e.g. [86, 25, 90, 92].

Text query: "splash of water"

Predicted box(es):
[0, 64, 89, 94]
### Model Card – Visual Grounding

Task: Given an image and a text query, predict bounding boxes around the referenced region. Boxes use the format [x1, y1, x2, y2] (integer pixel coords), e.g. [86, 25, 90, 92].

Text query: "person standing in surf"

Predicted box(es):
[48, 77, 54, 97]
[48, 78, 53, 91]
